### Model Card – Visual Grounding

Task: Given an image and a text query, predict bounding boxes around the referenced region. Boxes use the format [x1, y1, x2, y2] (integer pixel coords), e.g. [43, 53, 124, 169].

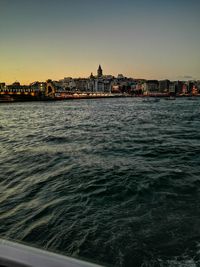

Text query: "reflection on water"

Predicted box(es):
[0, 98, 200, 267]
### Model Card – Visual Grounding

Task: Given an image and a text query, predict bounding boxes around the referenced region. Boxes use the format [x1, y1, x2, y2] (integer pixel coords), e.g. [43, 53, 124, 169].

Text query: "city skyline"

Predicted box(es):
[1, 0, 200, 84]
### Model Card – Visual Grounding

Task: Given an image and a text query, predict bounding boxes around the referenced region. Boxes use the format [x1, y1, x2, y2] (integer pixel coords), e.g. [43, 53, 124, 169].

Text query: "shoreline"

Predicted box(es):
[0, 94, 200, 103]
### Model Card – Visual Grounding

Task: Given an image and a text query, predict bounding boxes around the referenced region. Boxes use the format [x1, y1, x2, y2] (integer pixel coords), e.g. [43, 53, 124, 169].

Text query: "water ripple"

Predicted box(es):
[0, 98, 200, 267]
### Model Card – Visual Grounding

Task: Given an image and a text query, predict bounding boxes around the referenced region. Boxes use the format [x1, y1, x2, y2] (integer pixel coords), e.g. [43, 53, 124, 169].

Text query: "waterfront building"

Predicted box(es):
[117, 74, 124, 79]
[87, 74, 95, 92]
[0, 83, 6, 89]
[73, 78, 88, 92]
[111, 85, 121, 93]
[169, 82, 176, 94]
[135, 83, 143, 93]
[97, 65, 103, 78]
[187, 81, 194, 94]
[195, 81, 200, 93]
[0, 81, 46, 100]
[68, 80, 76, 91]
[174, 81, 184, 95]
[95, 79, 112, 92]
[110, 77, 138, 94]
[130, 81, 142, 95]
[59, 77, 75, 91]
[182, 83, 188, 94]
[142, 80, 159, 95]
[30, 81, 46, 93]
[86, 65, 113, 93]
[159, 80, 170, 93]
[192, 85, 198, 95]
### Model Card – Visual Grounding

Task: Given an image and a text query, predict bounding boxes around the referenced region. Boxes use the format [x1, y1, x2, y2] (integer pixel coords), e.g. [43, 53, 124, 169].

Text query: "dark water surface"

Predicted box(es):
[0, 98, 200, 267]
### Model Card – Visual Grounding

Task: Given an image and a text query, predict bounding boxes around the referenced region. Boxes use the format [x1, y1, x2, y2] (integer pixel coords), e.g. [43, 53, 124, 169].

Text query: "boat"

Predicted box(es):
[0, 238, 104, 267]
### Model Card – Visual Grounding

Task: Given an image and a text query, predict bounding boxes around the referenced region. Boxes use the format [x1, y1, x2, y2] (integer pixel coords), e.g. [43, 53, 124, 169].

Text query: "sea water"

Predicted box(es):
[0, 98, 200, 267]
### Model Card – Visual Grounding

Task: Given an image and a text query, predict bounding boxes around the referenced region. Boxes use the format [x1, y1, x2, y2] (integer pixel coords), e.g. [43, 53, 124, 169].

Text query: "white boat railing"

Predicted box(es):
[0, 238, 104, 267]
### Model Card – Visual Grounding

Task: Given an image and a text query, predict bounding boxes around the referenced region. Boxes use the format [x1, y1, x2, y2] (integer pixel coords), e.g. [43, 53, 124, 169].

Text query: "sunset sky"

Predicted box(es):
[1, 0, 200, 84]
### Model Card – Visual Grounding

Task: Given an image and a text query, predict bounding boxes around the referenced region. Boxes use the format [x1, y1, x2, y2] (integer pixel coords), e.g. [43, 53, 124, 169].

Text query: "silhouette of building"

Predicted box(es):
[97, 65, 103, 78]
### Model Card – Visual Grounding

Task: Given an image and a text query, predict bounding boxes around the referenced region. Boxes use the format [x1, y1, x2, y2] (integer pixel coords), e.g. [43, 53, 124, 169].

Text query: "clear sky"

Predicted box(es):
[0, 0, 200, 84]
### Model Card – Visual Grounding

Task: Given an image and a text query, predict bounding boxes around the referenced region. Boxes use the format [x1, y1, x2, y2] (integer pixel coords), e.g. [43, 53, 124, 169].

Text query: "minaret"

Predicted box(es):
[97, 65, 103, 78]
